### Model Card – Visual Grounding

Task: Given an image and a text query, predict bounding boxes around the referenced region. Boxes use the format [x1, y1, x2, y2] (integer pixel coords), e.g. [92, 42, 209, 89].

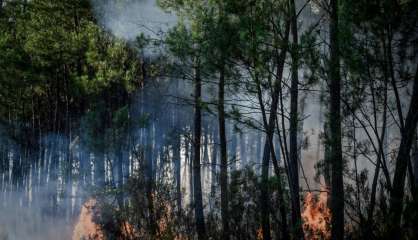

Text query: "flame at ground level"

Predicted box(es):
[301, 188, 331, 240]
[72, 198, 187, 240]
[73, 194, 331, 240]
[72, 199, 104, 240]
[72, 199, 136, 240]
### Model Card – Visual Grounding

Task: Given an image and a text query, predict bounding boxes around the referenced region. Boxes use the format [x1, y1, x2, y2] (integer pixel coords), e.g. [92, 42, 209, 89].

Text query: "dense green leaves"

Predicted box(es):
[0, 0, 142, 137]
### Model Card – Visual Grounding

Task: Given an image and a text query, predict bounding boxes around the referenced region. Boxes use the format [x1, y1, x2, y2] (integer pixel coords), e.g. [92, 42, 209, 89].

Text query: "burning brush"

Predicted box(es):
[301, 188, 331, 240]
[72, 199, 136, 240]
[72, 199, 104, 240]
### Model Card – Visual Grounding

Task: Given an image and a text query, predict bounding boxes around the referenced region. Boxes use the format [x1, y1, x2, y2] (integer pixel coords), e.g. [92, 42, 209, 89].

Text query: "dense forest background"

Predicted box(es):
[0, 0, 417, 239]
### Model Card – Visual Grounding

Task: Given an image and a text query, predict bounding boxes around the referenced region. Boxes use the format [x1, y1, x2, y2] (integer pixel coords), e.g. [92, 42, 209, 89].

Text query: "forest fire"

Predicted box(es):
[72, 199, 104, 240]
[301, 189, 331, 240]
[1, 0, 415, 239]
[72, 199, 137, 240]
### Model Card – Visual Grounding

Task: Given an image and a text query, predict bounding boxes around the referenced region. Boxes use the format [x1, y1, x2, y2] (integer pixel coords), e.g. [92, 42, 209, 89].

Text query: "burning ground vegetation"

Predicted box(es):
[72, 198, 182, 240]
[301, 188, 331, 240]
[72, 190, 332, 240]
[72, 199, 142, 240]
[72, 199, 105, 240]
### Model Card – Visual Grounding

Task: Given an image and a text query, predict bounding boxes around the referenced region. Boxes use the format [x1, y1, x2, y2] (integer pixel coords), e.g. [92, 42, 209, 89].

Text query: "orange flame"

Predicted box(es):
[120, 221, 136, 238]
[256, 227, 263, 240]
[72, 199, 137, 240]
[72, 199, 104, 240]
[301, 188, 331, 240]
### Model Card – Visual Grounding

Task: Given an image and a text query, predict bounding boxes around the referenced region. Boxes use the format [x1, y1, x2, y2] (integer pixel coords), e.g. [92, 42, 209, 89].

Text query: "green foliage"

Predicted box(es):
[80, 103, 106, 151]
[0, 0, 143, 154]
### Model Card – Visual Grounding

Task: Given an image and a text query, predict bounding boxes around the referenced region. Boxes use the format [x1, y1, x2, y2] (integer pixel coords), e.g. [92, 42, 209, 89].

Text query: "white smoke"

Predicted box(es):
[90, 0, 177, 41]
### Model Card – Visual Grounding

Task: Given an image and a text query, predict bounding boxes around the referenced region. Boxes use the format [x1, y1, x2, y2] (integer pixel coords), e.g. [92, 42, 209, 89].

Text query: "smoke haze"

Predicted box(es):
[91, 0, 177, 40]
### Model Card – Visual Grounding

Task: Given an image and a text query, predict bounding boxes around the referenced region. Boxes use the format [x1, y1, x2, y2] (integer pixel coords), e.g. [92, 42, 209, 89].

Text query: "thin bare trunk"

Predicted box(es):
[193, 63, 206, 240]
[389, 65, 418, 238]
[218, 64, 230, 240]
[329, 0, 344, 239]
[289, 0, 303, 237]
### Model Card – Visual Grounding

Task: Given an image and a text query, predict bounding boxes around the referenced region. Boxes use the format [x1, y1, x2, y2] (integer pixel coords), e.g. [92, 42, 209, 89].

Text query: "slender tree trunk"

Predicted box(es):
[94, 151, 105, 187]
[0, 145, 4, 197]
[2, 135, 10, 201]
[203, 126, 209, 184]
[258, 20, 290, 240]
[389, 65, 418, 238]
[174, 133, 182, 215]
[323, 110, 335, 231]
[247, 131, 255, 166]
[329, 0, 344, 239]
[289, 0, 303, 238]
[49, 138, 59, 216]
[187, 137, 194, 205]
[116, 146, 124, 208]
[173, 80, 182, 214]
[230, 127, 237, 171]
[367, 73, 388, 229]
[251, 15, 291, 239]
[65, 138, 73, 219]
[240, 133, 246, 167]
[413, 134, 418, 194]
[81, 148, 91, 186]
[145, 124, 157, 236]
[210, 125, 218, 201]
[218, 64, 230, 240]
[256, 131, 262, 173]
[193, 63, 206, 240]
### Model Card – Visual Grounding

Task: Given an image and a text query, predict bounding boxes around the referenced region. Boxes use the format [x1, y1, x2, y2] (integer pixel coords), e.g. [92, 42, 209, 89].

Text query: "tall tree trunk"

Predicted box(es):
[367, 72, 388, 230]
[80, 147, 91, 186]
[65, 138, 73, 219]
[413, 134, 418, 194]
[193, 63, 206, 240]
[389, 65, 418, 238]
[240, 133, 247, 167]
[210, 125, 218, 201]
[412, 132, 418, 194]
[116, 146, 124, 208]
[174, 133, 182, 215]
[0, 145, 4, 197]
[49, 138, 59, 216]
[203, 126, 209, 184]
[11, 145, 21, 192]
[218, 64, 230, 240]
[250, 15, 291, 238]
[145, 124, 157, 236]
[94, 151, 105, 187]
[186, 137, 194, 205]
[329, 0, 344, 239]
[258, 20, 290, 240]
[173, 79, 182, 215]
[256, 131, 262, 173]
[289, 0, 303, 238]
[2, 136, 10, 201]
[323, 123, 331, 188]
[230, 127, 237, 171]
